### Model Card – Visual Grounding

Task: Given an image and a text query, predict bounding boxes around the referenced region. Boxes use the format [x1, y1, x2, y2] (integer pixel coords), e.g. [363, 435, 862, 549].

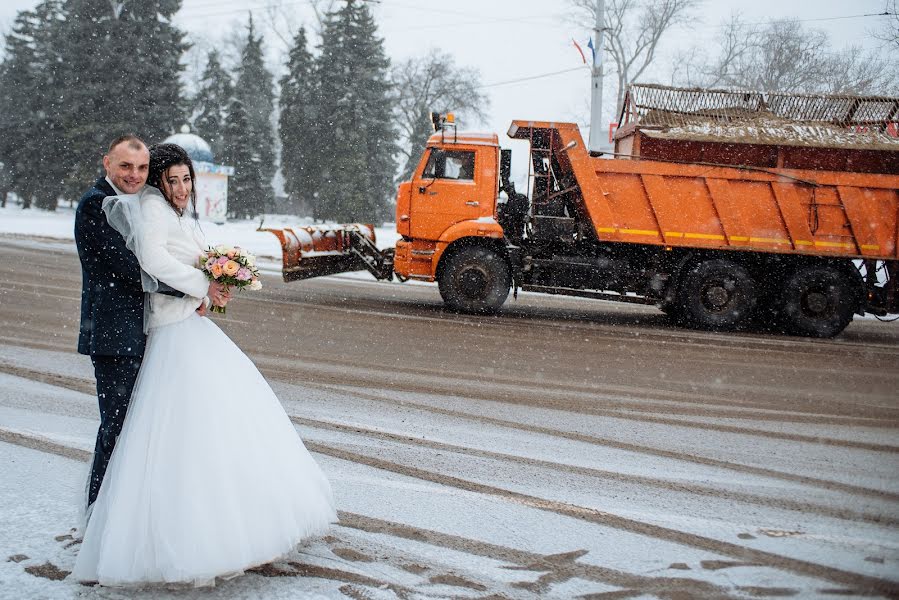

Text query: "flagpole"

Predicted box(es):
[588, 0, 605, 154]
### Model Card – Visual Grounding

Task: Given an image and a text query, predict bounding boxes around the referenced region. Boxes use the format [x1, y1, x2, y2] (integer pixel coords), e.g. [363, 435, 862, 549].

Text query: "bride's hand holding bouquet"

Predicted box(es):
[199, 245, 262, 314]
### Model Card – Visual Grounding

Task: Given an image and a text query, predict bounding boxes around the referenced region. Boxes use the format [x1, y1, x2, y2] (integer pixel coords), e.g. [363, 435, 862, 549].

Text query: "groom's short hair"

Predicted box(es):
[107, 134, 146, 154]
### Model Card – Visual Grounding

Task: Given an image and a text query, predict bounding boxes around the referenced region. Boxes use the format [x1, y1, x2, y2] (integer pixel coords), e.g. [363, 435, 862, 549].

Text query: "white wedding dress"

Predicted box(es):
[73, 187, 336, 586]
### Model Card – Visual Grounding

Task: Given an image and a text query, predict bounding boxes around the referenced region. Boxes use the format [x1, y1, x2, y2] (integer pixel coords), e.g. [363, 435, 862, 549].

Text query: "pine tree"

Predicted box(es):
[231, 15, 276, 217]
[0, 1, 68, 209]
[315, 0, 399, 222]
[222, 97, 264, 219]
[0, 161, 10, 208]
[279, 27, 319, 216]
[192, 50, 233, 160]
[57, 0, 187, 197]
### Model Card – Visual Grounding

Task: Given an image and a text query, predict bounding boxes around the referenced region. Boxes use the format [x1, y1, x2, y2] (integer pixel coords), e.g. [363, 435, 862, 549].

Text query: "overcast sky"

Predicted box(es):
[0, 0, 892, 156]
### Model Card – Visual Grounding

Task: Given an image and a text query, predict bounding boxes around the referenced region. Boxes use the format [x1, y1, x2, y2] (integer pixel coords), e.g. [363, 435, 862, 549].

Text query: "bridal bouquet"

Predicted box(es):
[199, 245, 262, 314]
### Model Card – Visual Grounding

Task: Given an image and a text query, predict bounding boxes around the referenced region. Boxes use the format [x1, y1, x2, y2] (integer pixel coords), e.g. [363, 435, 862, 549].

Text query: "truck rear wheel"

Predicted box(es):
[674, 259, 757, 330]
[438, 246, 511, 314]
[776, 265, 858, 337]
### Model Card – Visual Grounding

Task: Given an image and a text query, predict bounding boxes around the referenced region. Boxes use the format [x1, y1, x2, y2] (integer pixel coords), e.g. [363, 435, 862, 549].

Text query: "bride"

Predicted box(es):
[72, 143, 337, 586]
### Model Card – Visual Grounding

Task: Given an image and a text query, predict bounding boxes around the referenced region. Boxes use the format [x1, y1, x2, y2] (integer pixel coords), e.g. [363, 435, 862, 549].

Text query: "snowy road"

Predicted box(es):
[0, 237, 897, 599]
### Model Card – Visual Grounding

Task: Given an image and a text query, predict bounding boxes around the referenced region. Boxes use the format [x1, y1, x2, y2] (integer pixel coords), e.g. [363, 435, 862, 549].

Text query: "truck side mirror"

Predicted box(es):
[500, 149, 513, 193]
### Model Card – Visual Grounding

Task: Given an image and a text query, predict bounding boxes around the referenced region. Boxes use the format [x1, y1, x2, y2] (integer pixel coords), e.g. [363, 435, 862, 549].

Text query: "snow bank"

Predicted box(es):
[0, 206, 400, 261]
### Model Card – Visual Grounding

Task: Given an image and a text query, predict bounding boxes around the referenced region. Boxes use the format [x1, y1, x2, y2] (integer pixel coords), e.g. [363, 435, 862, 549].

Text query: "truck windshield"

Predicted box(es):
[423, 150, 475, 181]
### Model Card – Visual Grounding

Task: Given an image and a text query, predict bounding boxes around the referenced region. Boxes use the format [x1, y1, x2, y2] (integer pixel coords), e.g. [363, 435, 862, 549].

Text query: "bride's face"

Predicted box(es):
[163, 164, 193, 211]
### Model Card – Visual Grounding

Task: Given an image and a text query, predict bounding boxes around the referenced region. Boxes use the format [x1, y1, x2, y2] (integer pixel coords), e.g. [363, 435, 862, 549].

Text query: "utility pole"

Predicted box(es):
[588, 0, 605, 154]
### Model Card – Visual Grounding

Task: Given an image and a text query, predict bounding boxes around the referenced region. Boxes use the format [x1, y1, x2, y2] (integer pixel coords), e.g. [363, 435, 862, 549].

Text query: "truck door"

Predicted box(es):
[410, 147, 481, 242]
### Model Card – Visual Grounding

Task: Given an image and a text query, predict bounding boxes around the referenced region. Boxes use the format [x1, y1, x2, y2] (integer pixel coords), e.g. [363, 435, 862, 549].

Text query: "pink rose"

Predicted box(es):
[236, 267, 252, 281]
[216, 256, 229, 266]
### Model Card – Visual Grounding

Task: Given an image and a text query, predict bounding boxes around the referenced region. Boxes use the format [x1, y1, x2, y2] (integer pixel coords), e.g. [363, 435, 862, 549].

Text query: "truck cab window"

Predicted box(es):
[422, 150, 475, 181]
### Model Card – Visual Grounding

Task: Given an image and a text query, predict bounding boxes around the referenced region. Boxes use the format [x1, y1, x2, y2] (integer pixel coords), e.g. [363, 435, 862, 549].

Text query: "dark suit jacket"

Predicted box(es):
[75, 178, 147, 356]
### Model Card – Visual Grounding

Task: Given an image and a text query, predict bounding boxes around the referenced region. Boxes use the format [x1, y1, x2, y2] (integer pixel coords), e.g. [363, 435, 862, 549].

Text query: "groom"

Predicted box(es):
[75, 135, 226, 507]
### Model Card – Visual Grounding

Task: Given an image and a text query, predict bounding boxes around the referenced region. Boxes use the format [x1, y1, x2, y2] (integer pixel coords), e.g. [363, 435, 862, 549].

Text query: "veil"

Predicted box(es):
[102, 191, 159, 333]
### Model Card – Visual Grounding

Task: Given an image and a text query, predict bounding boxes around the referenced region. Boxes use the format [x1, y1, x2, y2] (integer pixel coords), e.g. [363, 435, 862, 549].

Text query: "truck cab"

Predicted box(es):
[394, 124, 504, 282]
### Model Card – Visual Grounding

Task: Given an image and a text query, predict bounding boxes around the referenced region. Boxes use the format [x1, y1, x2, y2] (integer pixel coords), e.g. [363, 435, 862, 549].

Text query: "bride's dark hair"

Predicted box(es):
[148, 143, 198, 218]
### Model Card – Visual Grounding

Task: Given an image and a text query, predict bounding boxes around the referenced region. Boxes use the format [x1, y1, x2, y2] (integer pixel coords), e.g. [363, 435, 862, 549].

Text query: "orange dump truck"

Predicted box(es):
[268, 84, 899, 337]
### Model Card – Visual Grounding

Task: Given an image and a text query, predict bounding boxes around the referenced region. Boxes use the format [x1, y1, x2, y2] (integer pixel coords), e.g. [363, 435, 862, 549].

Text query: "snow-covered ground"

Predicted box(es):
[0, 204, 401, 278]
[3, 346, 896, 599]
[1, 205, 898, 598]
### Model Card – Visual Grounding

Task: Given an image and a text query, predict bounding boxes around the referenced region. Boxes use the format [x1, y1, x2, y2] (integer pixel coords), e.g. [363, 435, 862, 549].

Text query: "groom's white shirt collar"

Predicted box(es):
[104, 176, 139, 197]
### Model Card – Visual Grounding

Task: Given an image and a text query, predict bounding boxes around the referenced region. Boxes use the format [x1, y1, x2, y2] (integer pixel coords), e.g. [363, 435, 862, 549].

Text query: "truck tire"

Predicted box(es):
[438, 246, 511, 314]
[674, 259, 757, 330]
[776, 265, 858, 337]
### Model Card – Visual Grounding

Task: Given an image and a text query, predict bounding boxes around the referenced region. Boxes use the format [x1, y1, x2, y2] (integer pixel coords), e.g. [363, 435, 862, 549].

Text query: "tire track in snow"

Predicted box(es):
[0, 428, 91, 462]
[5, 321, 894, 428]
[0, 426, 888, 598]
[0, 427, 741, 598]
[298, 441, 899, 595]
[1, 360, 892, 529]
[253, 357, 899, 449]
[334, 513, 737, 598]
[0, 363, 95, 395]
[267, 358, 899, 428]
[4, 345, 894, 454]
[1, 359, 896, 504]
[289, 415, 899, 528]
[292, 380, 899, 503]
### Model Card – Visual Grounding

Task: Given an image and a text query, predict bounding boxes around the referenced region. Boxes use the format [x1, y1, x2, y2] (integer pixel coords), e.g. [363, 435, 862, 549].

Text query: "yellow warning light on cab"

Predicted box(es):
[431, 111, 458, 131]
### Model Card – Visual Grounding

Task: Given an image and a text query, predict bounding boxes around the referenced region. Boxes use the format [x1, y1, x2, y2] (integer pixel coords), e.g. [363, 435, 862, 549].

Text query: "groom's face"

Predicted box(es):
[103, 142, 149, 195]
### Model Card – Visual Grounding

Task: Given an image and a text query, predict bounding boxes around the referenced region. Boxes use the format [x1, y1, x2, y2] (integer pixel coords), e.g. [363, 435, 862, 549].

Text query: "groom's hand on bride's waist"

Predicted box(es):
[156, 281, 185, 298]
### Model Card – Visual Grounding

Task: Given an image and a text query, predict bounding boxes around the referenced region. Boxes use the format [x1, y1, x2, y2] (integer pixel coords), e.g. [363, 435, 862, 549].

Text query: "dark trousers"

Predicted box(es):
[88, 355, 142, 506]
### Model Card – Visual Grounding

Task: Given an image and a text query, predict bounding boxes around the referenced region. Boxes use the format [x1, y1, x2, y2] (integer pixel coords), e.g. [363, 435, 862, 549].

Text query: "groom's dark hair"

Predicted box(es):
[148, 143, 198, 219]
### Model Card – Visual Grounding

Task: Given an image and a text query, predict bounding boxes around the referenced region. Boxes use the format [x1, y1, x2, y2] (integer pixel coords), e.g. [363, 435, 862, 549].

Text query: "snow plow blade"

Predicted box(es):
[261, 224, 394, 282]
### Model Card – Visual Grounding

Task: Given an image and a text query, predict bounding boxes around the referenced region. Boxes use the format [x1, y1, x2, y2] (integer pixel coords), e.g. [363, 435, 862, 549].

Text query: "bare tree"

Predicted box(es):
[258, 0, 314, 54]
[305, 0, 339, 32]
[391, 49, 490, 180]
[820, 44, 897, 95]
[871, 0, 899, 50]
[673, 15, 897, 95]
[569, 0, 702, 117]
[708, 17, 829, 91]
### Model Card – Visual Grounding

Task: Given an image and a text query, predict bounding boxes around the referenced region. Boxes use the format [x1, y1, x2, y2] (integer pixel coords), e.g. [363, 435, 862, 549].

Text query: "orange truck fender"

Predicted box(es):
[432, 218, 506, 276]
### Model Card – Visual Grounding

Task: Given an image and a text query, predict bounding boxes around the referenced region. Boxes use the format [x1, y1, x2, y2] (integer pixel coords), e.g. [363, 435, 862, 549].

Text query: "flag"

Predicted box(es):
[587, 37, 596, 64]
[572, 39, 586, 64]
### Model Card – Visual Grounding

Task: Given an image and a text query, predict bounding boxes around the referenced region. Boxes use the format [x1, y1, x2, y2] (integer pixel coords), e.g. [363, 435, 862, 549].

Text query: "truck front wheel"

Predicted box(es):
[674, 259, 757, 331]
[438, 246, 511, 314]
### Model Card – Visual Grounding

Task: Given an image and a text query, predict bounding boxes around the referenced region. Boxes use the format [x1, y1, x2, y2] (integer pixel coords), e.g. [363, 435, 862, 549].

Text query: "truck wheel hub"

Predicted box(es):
[459, 268, 488, 298]
[702, 284, 731, 311]
[803, 290, 829, 314]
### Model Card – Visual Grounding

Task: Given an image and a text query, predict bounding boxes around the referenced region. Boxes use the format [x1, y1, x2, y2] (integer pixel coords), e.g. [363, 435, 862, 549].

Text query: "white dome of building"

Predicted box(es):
[163, 125, 214, 163]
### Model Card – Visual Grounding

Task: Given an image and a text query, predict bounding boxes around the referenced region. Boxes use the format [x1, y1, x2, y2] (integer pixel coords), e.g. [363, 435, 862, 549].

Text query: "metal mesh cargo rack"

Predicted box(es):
[619, 83, 899, 130]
